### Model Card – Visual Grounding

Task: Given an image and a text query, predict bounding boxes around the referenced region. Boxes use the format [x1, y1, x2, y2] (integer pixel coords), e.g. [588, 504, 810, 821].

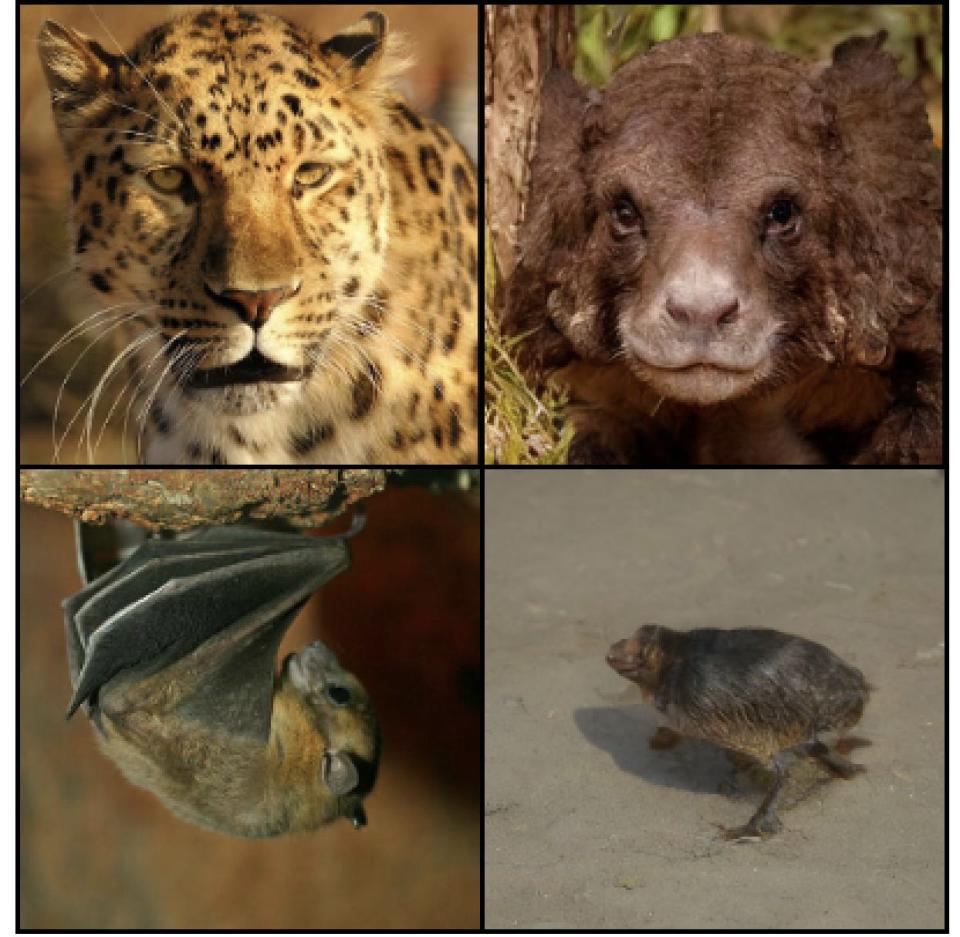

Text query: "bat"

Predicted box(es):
[63, 523, 379, 837]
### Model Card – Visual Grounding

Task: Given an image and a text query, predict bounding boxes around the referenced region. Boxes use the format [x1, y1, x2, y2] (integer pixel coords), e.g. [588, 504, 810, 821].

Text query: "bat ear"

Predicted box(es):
[321, 750, 360, 796]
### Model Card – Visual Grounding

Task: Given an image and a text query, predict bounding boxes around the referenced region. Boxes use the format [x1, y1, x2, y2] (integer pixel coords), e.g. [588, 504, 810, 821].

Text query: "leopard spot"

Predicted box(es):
[89, 272, 110, 293]
[290, 422, 332, 455]
[351, 362, 381, 419]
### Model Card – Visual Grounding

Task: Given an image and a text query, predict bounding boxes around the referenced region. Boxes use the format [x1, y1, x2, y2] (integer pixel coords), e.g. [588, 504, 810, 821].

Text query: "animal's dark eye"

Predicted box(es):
[611, 196, 642, 234]
[769, 200, 794, 224]
[326, 684, 351, 707]
[765, 198, 800, 236]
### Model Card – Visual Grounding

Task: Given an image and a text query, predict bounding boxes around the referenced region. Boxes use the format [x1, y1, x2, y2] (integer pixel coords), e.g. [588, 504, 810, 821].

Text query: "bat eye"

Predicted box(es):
[326, 684, 352, 707]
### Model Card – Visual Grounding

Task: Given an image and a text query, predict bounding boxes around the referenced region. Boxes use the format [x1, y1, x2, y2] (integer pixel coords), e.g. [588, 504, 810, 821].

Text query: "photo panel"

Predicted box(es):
[483, 5, 942, 466]
[20, 4, 479, 465]
[485, 468, 944, 929]
[19, 467, 481, 928]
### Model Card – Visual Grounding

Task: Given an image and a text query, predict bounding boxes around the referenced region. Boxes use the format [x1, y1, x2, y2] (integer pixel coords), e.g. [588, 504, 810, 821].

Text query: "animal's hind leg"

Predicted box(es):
[719, 755, 787, 841]
[806, 739, 865, 779]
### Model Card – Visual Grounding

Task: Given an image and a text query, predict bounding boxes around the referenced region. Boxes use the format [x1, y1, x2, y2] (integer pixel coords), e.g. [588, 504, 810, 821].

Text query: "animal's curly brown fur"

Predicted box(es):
[502, 32, 941, 465]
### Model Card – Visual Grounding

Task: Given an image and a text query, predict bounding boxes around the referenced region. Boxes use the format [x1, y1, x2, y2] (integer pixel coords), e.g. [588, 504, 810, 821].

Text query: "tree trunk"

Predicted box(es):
[484, 5, 575, 284]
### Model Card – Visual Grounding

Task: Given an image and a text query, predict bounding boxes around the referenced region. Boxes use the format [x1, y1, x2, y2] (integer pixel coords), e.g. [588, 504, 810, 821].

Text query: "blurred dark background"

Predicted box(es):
[19, 4, 479, 462]
[19, 476, 481, 928]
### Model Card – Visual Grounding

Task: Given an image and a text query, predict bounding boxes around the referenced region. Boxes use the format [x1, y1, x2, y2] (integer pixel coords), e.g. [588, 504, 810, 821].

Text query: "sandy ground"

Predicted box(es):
[485, 469, 944, 930]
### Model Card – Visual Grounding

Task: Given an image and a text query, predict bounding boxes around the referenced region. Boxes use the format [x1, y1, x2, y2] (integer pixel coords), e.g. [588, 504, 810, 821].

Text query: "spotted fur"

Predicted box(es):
[38, 7, 478, 464]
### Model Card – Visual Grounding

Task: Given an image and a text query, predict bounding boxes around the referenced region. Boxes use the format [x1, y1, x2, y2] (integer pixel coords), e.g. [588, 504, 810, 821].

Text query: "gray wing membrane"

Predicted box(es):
[64, 527, 350, 720]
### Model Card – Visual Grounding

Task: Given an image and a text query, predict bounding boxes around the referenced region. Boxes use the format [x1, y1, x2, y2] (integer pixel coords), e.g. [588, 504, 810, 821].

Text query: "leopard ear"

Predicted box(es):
[38, 20, 122, 148]
[318, 12, 411, 94]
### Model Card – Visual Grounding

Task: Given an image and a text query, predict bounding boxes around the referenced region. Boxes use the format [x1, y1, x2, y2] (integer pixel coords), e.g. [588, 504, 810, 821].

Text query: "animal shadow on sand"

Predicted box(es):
[574, 703, 850, 811]
[575, 704, 735, 795]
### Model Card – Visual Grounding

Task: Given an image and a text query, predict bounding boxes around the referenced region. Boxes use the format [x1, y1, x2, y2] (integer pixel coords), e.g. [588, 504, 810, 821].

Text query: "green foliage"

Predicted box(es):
[763, 4, 941, 83]
[484, 321, 573, 466]
[575, 5, 691, 87]
[483, 226, 571, 465]
[571, 5, 942, 89]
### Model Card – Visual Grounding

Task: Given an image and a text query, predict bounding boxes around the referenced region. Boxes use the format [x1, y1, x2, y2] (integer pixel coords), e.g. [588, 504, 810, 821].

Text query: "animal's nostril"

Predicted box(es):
[665, 295, 740, 329]
[716, 299, 740, 327]
[665, 298, 690, 326]
[204, 282, 300, 329]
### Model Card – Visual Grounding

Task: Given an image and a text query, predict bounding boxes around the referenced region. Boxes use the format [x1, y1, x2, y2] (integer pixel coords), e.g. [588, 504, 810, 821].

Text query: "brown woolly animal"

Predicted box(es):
[502, 32, 941, 465]
[606, 624, 870, 839]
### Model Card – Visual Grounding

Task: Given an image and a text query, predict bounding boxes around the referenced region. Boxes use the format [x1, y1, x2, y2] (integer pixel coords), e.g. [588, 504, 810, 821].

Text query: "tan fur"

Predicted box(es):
[95, 653, 378, 837]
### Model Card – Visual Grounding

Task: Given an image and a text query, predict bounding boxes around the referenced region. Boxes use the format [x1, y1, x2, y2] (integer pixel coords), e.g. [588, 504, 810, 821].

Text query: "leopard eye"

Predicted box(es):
[145, 167, 188, 194]
[294, 162, 334, 188]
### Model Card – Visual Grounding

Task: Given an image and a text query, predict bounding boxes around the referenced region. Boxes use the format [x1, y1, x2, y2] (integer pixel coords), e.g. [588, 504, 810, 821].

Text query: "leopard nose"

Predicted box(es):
[203, 282, 300, 329]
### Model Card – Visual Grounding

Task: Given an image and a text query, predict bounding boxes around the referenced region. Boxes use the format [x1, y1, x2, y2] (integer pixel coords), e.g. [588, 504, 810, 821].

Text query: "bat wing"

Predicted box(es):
[64, 527, 350, 741]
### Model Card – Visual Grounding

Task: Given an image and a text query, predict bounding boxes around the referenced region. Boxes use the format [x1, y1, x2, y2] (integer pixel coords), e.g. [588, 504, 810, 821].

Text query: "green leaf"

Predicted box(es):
[577, 6, 611, 87]
[648, 5, 681, 44]
[617, 8, 651, 65]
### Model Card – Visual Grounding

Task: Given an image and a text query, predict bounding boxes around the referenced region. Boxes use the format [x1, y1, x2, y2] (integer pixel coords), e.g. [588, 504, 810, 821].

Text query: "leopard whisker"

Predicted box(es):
[18, 262, 77, 306]
[50, 309, 147, 462]
[71, 329, 153, 460]
[120, 331, 188, 462]
[370, 308, 436, 345]
[49, 90, 178, 140]
[54, 126, 171, 145]
[81, 325, 162, 461]
[339, 309, 430, 370]
[304, 342, 351, 388]
[362, 296, 438, 342]
[20, 302, 143, 387]
[85, 6, 189, 139]
[307, 335, 360, 388]
[135, 342, 190, 460]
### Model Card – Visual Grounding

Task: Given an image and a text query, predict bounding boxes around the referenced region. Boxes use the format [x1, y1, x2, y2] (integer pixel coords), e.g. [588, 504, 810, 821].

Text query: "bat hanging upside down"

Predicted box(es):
[64, 525, 380, 837]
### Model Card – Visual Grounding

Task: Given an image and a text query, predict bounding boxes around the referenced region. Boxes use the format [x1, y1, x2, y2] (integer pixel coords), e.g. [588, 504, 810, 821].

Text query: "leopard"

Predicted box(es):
[37, 6, 478, 464]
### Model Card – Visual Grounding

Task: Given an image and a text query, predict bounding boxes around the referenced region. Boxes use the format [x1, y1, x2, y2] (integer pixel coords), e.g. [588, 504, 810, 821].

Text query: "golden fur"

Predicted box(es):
[39, 7, 478, 464]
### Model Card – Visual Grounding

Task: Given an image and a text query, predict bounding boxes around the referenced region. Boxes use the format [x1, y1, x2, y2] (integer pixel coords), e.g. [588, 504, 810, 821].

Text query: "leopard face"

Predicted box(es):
[38, 6, 478, 463]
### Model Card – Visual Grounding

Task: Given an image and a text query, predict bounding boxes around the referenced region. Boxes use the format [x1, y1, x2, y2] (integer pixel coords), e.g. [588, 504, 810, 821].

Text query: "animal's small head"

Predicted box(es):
[606, 623, 673, 689]
[277, 640, 380, 830]
[507, 32, 940, 406]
